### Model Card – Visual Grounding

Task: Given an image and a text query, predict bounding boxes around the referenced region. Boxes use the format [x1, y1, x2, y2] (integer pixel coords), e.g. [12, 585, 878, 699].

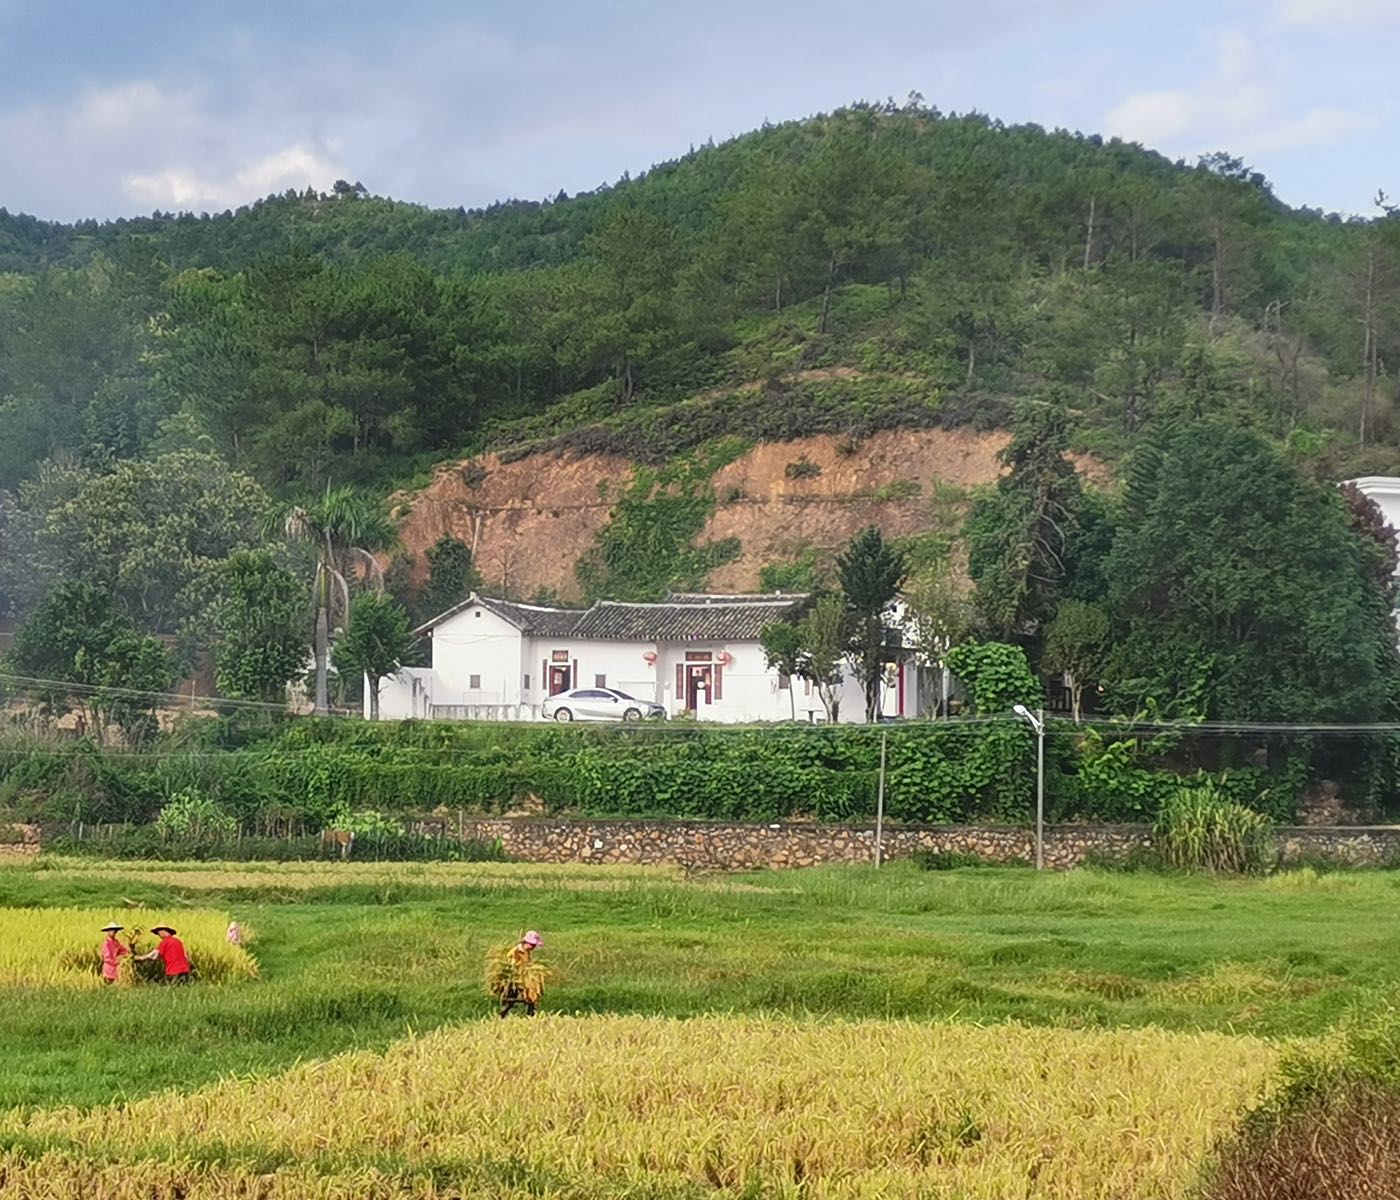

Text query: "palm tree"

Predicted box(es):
[283, 487, 396, 716]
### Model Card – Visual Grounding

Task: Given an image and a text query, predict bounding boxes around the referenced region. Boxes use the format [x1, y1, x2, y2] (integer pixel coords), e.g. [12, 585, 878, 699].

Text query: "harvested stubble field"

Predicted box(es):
[1, 856, 1398, 1195]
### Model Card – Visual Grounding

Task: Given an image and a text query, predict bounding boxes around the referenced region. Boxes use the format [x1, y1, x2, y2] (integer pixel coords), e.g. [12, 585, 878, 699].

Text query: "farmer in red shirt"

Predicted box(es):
[139, 925, 192, 984]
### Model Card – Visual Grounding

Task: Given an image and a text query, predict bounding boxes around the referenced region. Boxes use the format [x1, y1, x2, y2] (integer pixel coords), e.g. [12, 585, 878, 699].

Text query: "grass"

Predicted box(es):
[0, 1017, 1279, 1199]
[1, 856, 1398, 1113]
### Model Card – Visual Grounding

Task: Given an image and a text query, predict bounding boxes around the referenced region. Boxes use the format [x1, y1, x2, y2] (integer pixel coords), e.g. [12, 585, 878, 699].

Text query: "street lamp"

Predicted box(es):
[1012, 704, 1045, 870]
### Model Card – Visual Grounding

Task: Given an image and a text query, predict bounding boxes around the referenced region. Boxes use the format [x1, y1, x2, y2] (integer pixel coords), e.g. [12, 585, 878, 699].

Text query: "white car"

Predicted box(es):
[542, 688, 666, 723]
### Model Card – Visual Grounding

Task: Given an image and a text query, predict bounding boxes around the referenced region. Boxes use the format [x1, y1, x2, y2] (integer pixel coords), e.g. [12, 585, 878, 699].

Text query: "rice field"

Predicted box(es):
[0, 906, 258, 987]
[0, 1016, 1279, 1199]
[2, 856, 1397, 1194]
[24, 856, 780, 894]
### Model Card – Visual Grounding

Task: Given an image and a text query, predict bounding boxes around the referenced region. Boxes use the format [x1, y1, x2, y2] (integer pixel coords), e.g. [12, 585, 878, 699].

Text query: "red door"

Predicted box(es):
[686, 665, 713, 709]
[549, 665, 571, 695]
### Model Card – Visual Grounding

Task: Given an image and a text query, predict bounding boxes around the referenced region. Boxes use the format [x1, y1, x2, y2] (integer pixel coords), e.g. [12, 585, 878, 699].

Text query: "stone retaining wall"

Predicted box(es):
[460, 817, 1400, 871]
[9, 817, 1400, 870]
[0, 823, 41, 858]
[460, 818, 1151, 870]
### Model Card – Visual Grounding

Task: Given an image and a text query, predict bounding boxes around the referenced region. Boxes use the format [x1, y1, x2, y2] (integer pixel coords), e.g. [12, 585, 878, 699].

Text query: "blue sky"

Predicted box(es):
[0, 0, 1394, 222]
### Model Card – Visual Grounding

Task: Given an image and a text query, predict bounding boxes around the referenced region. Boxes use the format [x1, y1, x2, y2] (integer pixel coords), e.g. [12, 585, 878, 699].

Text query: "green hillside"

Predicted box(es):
[5, 100, 1400, 819]
[1, 99, 1395, 502]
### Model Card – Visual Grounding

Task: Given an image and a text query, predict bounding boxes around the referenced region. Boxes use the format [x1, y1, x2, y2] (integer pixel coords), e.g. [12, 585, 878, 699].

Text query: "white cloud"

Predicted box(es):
[0, 76, 351, 217]
[1104, 89, 1192, 143]
[126, 145, 346, 210]
[1104, 29, 1372, 166]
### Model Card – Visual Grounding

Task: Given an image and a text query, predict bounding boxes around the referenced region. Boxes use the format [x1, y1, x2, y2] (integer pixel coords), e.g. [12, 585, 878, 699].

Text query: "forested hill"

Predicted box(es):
[0, 98, 1396, 506]
[0, 103, 1218, 275]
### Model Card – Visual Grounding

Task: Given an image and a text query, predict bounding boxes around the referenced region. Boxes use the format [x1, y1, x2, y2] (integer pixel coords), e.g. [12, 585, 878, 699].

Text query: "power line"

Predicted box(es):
[0, 672, 339, 716]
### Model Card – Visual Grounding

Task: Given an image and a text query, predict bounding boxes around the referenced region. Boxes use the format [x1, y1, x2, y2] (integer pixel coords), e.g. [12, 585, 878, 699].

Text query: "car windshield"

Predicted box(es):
[608, 689, 637, 701]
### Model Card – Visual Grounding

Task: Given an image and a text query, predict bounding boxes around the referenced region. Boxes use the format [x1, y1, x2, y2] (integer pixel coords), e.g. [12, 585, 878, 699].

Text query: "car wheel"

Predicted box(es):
[553, 708, 573, 722]
[623, 707, 642, 722]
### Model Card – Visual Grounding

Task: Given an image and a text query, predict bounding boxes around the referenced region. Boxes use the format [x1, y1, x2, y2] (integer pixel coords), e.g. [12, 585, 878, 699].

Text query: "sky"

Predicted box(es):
[0, 0, 1394, 223]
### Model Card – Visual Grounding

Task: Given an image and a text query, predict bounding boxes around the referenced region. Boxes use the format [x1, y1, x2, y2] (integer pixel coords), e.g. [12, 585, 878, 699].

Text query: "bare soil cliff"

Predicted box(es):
[391, 428, 1103, 600]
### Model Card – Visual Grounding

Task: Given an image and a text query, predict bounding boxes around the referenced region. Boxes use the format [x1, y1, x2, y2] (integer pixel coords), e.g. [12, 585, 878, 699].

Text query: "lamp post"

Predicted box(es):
[1012, 704, 1045, 870]
[874, 729, 888, 868]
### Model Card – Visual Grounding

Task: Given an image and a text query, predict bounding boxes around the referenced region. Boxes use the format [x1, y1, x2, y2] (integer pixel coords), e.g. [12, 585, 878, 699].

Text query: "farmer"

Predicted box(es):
[226, 920, 242, 946]
[138, 925, 192, 984]
[99, 923, 129, 984]
[498, 930, 543, 1019]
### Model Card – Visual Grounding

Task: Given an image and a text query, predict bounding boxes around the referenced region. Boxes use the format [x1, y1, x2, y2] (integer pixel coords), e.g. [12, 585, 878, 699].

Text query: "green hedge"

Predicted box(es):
[0, 717, 1306, 831]
[46, 830, 508, 862]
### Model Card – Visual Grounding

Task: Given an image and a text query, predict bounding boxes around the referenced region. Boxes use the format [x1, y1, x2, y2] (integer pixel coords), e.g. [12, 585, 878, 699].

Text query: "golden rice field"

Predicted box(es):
[0, 906, 258, 988]
[0, 1016, 1279, 1199]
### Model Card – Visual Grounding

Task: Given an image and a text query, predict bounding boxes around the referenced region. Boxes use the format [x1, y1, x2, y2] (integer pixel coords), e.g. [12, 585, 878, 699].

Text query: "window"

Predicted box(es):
[469, 674, 481, 689]
[777, 672, 791, 690]
[595, 673, 607, 688]
[474, 610, 481, 619]
[523, 674, 531, 692]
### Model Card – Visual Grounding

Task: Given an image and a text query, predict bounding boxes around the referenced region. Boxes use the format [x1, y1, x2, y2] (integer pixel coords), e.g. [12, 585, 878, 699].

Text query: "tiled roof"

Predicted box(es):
[572, 596, 807, 642]
[478, 597, 587, 637]
[417, 593, 808, 642]
[414, 593, 583, 637]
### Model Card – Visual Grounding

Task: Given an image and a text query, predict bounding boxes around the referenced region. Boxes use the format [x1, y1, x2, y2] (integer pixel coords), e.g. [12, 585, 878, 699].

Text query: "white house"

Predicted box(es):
[371, 592, 927, 724]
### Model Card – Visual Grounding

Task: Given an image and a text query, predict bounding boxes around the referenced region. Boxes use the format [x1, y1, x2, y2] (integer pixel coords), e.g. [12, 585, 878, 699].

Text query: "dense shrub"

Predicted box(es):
[46, 829, 508, 863]
[0, 716, 1310, 833]
[909, 849, 1007, 870]
[1153, 786, 1276, 874]
[1206, 1011, 1400, 1199]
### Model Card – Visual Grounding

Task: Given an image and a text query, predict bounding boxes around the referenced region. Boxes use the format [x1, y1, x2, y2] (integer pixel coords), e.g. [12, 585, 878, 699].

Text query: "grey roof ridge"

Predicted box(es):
[413, 591, 583, 635]
[593, 595, 808, 608]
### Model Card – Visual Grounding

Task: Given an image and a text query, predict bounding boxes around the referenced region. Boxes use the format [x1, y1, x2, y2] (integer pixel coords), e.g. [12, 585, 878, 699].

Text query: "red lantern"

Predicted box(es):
[717, 651, 733, 666]
[642, 651, 658, 665]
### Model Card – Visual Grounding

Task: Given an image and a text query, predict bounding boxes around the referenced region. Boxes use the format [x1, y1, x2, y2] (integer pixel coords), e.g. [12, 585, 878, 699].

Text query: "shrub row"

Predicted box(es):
[0, 716, 1306, 831]
[46, 830, 508, 863]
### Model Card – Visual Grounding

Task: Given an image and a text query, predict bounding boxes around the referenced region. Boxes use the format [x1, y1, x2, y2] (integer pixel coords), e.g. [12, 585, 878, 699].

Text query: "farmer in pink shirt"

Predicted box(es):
[100, 923, 129, 984]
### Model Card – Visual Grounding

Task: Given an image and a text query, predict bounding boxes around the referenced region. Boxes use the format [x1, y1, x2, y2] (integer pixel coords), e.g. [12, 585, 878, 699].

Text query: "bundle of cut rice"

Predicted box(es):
[483, 945, 548, 1005]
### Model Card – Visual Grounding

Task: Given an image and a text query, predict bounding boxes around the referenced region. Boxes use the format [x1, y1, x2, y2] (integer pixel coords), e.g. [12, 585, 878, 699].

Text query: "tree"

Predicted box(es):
[902, 562, 975, 717]
[760, 621, 804, 720]
[283, 487, 396, 716]
[1106, 420, 1400, 723]
[944, 641, 1041, 716]
[5, 581, 172, 740]
[333, 593, 417, 720]
[965, 398, 1086, 647]
[1188, 154, 1272, 337]
[1042, 599, 1110, 723]
[798, 595, 848, 723]
[211, 550, 308, 703]
[0, 449, 271, 640]
[837, 526, 907, 723]
[581, 207, 681, 403]
[421, 535, 481, 623]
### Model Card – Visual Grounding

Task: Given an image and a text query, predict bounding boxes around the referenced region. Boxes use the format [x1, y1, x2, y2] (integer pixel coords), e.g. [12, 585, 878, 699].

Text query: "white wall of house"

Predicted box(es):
[371, 666, 433, 720]
[370, 597, 930, 725]
[430, 605, 526, 705]
[523, 637, 656, 709]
